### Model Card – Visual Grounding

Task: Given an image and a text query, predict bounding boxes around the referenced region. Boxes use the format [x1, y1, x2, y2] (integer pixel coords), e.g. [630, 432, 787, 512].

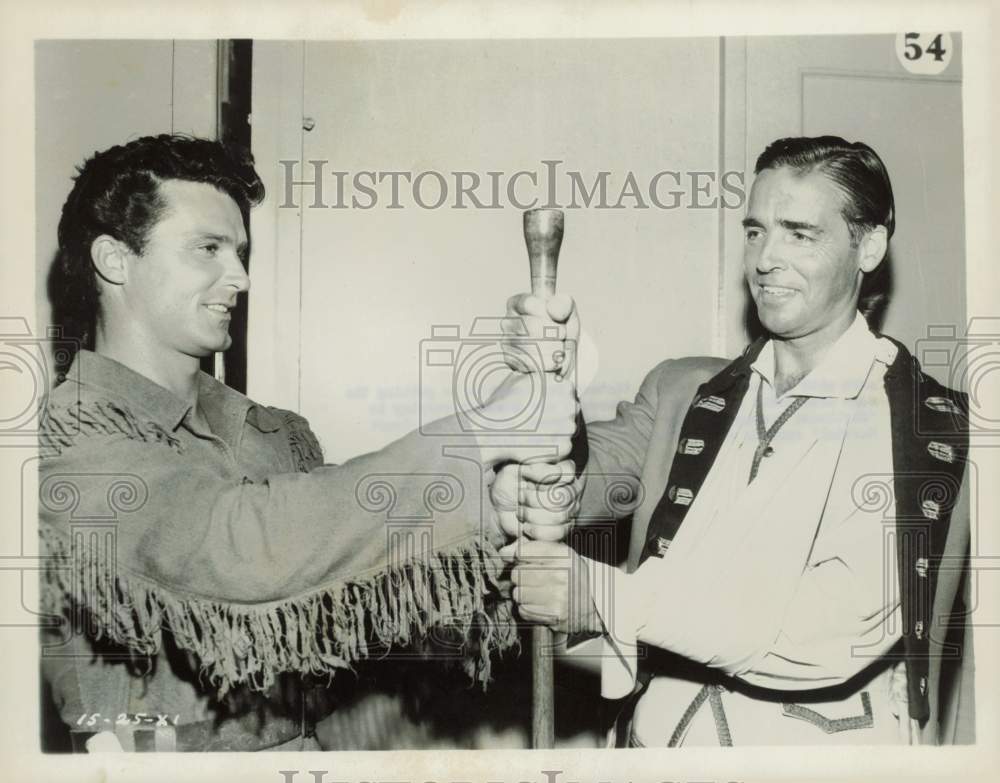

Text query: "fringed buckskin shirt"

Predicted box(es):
[39, 350, 515, 751]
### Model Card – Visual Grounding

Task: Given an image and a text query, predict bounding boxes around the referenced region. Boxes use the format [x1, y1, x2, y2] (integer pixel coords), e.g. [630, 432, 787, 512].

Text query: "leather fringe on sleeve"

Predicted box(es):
[39, 524, 517, 695]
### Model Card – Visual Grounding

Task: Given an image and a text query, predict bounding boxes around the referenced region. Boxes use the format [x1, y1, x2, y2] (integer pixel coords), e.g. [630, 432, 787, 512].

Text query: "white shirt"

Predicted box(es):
[588, 314, 904, 740]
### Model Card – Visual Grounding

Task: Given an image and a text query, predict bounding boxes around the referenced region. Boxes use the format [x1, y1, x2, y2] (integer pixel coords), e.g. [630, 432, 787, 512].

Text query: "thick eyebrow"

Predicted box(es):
[196, 232, 233, 244]
[193, 232, 249, 260]
[740, 217, 824, 234]
[777, 218, 823, 234]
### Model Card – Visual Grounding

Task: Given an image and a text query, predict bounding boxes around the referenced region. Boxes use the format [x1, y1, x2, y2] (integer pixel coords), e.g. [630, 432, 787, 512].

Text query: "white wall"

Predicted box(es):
[250, 35, 967, 463]
[16, 41, 217, 610]
[723, 34, 966, 372]
[252, 39, 725, 464]
[35, 40, 218, 345]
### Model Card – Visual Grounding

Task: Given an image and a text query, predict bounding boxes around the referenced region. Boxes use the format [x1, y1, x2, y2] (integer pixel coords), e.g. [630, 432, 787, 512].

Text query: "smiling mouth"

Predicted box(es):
[204, 304, 233, 316]
[757, 284, 796, 298]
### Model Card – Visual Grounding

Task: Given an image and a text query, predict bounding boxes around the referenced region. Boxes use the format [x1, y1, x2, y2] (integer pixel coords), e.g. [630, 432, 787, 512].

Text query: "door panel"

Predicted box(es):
[291, 39, 723, 462]
[804, 72, 965, 377]
[726, 34, 965, 388]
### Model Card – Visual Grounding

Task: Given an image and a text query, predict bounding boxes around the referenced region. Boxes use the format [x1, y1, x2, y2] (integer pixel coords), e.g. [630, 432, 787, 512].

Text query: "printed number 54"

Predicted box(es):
[904, 32, 947, 62]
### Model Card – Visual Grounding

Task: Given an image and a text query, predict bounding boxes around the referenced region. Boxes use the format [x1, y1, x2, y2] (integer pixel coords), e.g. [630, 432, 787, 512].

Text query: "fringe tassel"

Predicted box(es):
[40, 524, 517, 695]
[40, 401, 182, 457]
[269, 407, 325, 472]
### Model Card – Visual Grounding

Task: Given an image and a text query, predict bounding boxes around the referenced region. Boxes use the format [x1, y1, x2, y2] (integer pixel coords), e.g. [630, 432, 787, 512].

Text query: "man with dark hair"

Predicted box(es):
[40, 134, 582, 751]
[49, 135, 265, 363]
[508, 136, 972, 745]
[752, 136, 896, 326]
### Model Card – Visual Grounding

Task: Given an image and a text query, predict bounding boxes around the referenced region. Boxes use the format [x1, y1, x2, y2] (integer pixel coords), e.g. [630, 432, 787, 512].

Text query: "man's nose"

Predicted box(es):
[222, 249, 251, 293]
[756, 233, 787, 273]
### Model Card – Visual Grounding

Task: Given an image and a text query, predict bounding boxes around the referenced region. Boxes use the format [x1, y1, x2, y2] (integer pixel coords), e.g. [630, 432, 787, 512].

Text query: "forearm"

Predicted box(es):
[588, 556, 900, 696]
[39, 413, 512, 692]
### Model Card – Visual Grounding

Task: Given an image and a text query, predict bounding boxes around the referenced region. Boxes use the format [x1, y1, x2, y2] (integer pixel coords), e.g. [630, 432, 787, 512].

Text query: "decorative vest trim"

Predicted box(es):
[640, 336, 969, 722]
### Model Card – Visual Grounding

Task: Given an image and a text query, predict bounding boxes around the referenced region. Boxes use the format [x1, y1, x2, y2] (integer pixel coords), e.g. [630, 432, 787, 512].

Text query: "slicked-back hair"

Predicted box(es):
[754, 136, 895, 325]
[754, 135, 895, 245]
[49, 134, 265, 359]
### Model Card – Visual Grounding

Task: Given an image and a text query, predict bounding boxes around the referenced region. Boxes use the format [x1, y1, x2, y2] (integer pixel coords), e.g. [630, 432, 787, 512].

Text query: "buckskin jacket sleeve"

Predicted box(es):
[38, 358, 515, 698]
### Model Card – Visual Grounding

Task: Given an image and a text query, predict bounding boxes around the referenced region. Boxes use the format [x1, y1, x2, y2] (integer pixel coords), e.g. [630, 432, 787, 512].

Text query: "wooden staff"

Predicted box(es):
[522, 207, 565, 749]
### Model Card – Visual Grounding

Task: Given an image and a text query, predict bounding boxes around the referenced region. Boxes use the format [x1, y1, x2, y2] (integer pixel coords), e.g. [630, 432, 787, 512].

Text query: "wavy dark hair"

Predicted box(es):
[48, 134, 265, 369]
[754, 136, 895, 325]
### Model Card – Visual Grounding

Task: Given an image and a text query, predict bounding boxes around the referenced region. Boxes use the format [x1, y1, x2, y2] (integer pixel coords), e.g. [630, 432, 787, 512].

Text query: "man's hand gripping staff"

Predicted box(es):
[484, 209, 584, 748]
[493, 208, 583, 604]
[491, 291, 595, 636]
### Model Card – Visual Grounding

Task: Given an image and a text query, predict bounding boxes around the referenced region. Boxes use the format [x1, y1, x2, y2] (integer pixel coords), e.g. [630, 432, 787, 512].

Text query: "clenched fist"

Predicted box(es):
[490, 459, 583, 542]
[500, 540, 601, 635]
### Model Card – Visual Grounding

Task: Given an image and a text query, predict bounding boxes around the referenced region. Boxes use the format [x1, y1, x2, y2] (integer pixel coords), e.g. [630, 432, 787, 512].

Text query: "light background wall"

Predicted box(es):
[722, 35, 965, 362]
[32, 37, 966, 466]
[21, 40, 215, 626]
[35, 40, 218, 351]
[28, 33, 970, 752]
[249, 36, 965, 464]
[251, 39, 724, 463]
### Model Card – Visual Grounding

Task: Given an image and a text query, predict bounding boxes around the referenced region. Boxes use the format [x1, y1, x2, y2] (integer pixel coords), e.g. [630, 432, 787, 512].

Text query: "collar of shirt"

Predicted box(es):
[750, 311, 897, 401]
[66, 350, 282, 443]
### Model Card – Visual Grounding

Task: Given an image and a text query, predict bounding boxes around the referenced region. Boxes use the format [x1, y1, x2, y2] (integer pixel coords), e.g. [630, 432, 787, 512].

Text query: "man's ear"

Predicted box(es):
[858, 226, 888, 274]
[90, 235, 131, 285]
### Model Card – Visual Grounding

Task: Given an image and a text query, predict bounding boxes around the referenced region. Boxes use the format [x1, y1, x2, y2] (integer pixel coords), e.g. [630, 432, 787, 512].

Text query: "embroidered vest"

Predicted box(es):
[639, 336, 969, 722]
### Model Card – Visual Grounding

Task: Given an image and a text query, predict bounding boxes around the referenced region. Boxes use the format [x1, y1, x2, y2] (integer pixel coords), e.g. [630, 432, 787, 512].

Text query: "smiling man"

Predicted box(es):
[507, 136, 973, 746]
[39, 135, 581, 751]
[88, 177, 252, 405]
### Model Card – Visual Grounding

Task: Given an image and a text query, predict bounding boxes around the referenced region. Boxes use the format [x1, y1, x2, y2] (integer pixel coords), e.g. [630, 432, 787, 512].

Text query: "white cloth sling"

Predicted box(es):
[587, 314, 915, 744]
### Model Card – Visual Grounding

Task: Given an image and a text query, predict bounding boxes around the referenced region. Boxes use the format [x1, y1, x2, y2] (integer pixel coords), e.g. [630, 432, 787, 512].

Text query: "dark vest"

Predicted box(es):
[640, 336, 969, 721]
